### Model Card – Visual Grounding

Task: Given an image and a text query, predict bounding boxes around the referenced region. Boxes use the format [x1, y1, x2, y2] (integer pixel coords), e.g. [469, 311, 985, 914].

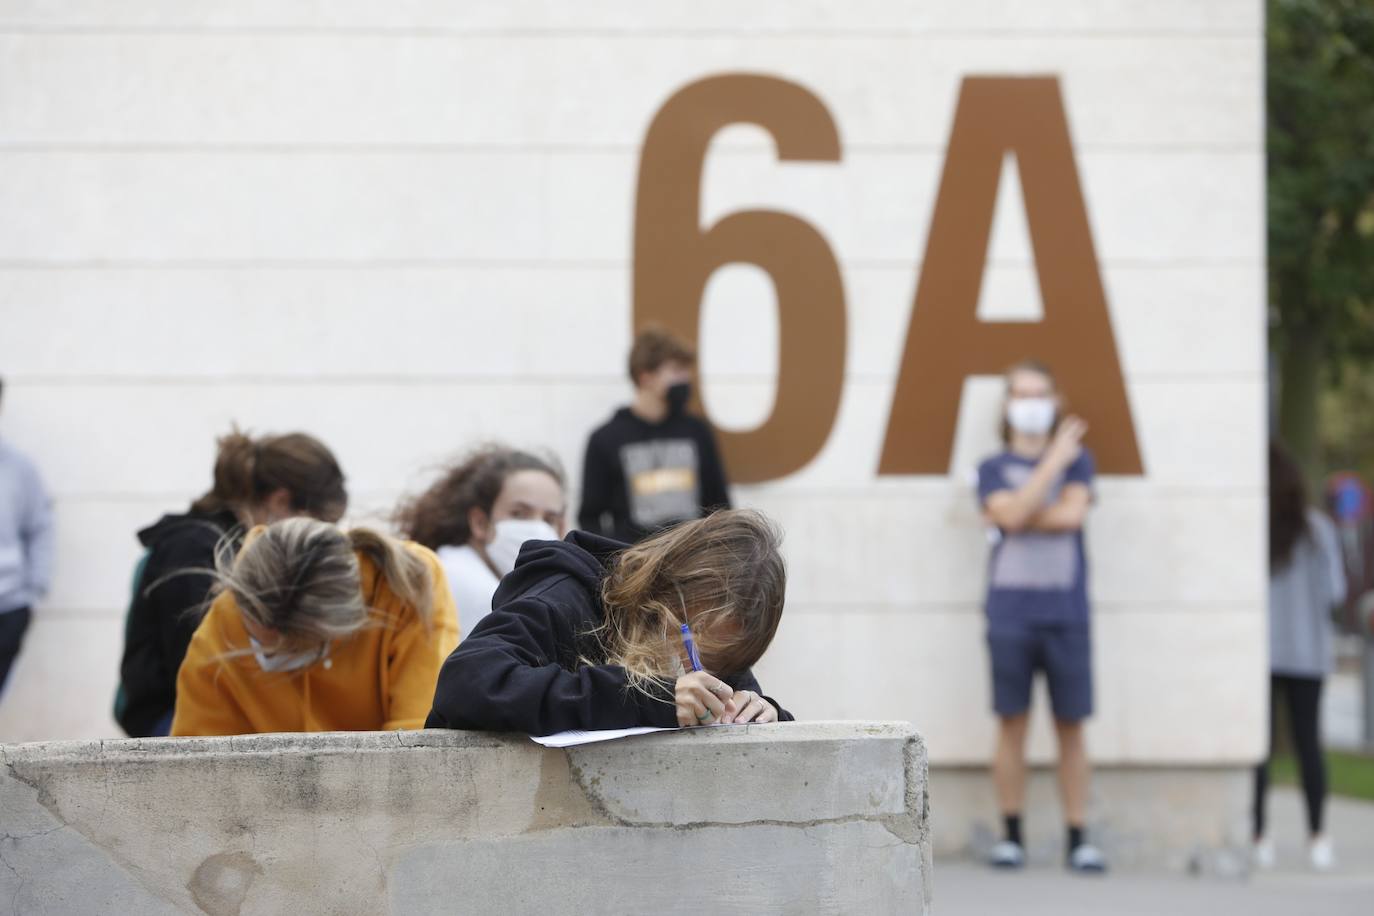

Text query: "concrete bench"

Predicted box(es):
[1, 721, 930, 914]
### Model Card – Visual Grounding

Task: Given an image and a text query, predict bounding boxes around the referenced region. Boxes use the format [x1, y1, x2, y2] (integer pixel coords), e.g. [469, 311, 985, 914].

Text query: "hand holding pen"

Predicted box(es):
[674, 622, 732, 727]
[674, 623, 778, 726]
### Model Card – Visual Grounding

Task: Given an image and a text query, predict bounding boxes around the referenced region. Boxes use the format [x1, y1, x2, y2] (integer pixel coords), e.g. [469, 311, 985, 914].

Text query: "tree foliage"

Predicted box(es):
[1270, 0, 1374, 344]
[1269, 0, 1374, 471]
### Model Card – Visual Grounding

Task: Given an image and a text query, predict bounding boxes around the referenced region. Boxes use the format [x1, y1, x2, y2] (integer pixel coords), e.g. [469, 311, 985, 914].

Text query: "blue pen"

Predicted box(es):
[680, 622, 704, 673]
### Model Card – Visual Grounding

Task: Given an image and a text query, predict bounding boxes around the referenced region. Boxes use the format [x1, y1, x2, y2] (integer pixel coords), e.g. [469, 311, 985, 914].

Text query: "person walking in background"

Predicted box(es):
[978, 360, 1106, 874]
[1254, 441, 1346, 872]
[579, 327, 730, 543]
[396, 445, 567, 639]
[172, 518, 458, 736]
[0, 377, 55, 701]
[426, 509, 789, 735]
[115, 429, 347, 737]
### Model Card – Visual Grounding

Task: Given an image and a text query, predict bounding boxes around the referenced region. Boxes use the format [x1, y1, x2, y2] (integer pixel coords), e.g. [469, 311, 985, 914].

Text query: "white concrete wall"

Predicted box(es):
[0, 1, 1265, 764]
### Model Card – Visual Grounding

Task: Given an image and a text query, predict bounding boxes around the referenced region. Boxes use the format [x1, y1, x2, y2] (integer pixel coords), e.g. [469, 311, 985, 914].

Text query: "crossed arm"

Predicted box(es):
[986, 482, 1091, 534]
[983, 455, 1088, 532]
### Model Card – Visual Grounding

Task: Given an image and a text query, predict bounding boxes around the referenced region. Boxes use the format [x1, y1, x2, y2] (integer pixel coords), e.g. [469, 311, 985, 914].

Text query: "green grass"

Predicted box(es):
[1271, 749, 1374, 802]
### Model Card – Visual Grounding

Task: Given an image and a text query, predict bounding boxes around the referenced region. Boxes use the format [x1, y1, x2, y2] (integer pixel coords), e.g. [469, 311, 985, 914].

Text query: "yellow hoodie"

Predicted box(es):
[171, 542, 459, 736]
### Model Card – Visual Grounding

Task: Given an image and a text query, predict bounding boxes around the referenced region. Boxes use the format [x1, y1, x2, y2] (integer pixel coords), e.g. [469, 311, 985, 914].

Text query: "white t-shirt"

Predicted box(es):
[436, 544, 500, 641]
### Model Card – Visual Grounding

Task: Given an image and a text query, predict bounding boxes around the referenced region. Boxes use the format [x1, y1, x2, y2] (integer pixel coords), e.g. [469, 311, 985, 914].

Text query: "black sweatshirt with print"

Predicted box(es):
[578, 407, 731, 544]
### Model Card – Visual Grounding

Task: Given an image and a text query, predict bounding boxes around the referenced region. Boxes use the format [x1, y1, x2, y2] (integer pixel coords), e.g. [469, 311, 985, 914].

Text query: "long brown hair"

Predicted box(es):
[215, 518, 435, 656]
[395, 445, 564, 549]
[1270, 440, 1310, 570]
[192, 428, 347, 521]
[594, 509, 786, 696]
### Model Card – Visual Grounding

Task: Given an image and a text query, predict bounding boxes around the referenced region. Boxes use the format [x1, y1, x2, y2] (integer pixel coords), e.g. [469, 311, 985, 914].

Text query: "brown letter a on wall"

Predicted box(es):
[878, 77, 1143, 475]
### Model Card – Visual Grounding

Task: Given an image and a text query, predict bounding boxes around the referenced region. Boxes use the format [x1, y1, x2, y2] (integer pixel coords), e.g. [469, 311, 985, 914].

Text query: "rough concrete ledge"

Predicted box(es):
[1, 721, 929, 915]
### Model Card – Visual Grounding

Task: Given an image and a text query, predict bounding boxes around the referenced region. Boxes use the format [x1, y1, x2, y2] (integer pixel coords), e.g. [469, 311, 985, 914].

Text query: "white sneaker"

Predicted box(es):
[1310, 836, 1336, 872]
[988, 840, 1026, 869]
[1067, 843, 1108, 874]
[1253, 837, 1275, 870]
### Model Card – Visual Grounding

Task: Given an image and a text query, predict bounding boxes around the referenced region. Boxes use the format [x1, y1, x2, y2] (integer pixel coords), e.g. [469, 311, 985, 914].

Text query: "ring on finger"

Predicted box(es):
[696, 709, 715, 723]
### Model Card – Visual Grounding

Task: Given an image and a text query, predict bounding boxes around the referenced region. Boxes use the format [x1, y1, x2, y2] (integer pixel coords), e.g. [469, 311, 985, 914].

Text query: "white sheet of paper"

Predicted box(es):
[530, 726, 676, 748]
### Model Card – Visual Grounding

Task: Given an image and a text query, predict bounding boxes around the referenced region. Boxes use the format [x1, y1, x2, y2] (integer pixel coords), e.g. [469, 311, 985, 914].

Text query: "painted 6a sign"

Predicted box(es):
[633, 75, 1142, 484]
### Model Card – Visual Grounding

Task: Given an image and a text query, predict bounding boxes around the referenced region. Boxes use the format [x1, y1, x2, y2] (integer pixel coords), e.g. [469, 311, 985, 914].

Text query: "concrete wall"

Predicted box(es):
[0, 0, 1265, 778]
[931, 766, 1251, 871]
[0, 722, 930, 915]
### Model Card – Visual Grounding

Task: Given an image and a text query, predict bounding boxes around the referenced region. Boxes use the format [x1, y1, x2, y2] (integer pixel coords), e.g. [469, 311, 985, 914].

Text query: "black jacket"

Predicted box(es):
[426, 530, 791, 734]
[578, 407, 731, 543]
[115, 508, 241, 736]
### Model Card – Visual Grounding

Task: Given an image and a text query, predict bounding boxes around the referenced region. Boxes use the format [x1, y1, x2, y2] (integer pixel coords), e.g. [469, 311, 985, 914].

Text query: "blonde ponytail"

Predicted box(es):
[347, 527, 435, 627]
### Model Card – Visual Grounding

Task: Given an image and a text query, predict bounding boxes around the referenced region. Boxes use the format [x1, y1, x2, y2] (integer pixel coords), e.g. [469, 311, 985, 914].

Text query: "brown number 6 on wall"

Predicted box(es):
[633, 74, 847, 484]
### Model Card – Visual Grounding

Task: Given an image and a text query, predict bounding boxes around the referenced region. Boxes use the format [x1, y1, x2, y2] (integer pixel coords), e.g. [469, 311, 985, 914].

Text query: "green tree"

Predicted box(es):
[1269, 0, 1374, 482]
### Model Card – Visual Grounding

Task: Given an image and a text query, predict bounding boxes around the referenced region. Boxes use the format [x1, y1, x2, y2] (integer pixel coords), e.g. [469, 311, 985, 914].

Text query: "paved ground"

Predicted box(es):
[936, 787, 1374, 915]
[1324, 664, 1369, 750]
[937, 862, 1374, 915]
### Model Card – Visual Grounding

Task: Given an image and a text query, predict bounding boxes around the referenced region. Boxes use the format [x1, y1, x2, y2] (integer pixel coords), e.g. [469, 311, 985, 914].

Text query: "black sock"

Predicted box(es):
[1067, 825, 1085, 854]
[1004, 814, 1023, 846]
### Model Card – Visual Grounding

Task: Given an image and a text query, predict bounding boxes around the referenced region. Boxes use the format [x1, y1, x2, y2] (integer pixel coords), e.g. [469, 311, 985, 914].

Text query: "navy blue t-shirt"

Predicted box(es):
[977, 448, 1095, 628]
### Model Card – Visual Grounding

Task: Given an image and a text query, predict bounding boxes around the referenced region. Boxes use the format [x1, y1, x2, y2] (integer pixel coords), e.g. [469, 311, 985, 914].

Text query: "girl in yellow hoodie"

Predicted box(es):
[172, 518, 459, 736]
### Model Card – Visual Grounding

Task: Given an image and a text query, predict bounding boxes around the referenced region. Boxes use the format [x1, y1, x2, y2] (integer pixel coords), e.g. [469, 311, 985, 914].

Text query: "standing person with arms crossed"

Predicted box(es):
[0, 376, 55, 703]
[979, 360, 1106, 873]
[579, 327, 730, 543]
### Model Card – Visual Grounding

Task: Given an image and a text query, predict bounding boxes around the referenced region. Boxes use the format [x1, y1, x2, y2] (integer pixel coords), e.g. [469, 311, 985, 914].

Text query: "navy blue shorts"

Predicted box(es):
[987, 622, 1093, 722]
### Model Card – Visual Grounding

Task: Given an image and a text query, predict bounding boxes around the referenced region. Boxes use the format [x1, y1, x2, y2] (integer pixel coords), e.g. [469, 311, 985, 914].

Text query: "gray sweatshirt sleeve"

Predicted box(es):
[22, 461, 55, 602]
[1309, 511, 1347, 608]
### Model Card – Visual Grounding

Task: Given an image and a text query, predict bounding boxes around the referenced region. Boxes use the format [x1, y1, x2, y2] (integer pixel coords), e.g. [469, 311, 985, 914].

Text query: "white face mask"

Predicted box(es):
[485, 518, 560, 576]
[250, 636, 330, 673]
[1006, 397, 1057, 436]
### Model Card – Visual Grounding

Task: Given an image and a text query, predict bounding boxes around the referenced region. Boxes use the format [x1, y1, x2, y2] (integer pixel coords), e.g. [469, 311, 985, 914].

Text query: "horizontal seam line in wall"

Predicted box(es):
[41, 488, 1264, 502]
[39, 493, 411, 505]
[28, 608, 119, 619]
[1, 373, 1266, 385]
[0, 258, 1264, 270]
[0, 143, 1263, 154]
[0, 27, 1263, 39]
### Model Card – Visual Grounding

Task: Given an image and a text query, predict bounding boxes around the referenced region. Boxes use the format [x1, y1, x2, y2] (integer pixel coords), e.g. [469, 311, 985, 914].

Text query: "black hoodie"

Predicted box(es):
[114, 508, 242, 736]
[425, 530, 791, 734]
